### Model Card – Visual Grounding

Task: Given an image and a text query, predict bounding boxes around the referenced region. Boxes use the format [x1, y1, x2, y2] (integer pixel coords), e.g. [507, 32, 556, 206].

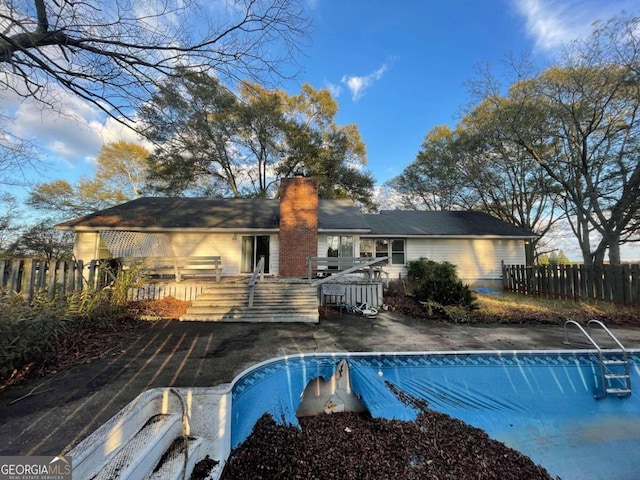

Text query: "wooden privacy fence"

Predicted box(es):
[502, 263, 640, 305]
[0, 257, 113, 299]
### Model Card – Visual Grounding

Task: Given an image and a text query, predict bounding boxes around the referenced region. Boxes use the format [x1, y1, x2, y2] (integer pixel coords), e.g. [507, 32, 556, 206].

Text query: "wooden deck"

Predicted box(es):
[128, 276, 383, 305]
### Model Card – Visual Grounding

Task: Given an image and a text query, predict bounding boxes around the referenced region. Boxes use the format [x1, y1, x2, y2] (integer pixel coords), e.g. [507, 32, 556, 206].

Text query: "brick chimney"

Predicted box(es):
[278, 174, 319, 278]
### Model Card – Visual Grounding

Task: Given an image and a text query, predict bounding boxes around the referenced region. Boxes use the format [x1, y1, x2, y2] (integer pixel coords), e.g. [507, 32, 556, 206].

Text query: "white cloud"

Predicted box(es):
[9, 92, 103, 168]
[325, 81, 342, 98]
[513, 0, 636, 52]
[2, 79, 148, 178]
[341, 63, 388, 101]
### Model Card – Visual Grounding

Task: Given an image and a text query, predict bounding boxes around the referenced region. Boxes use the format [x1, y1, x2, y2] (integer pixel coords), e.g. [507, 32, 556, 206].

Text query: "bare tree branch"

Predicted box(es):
[0, 0, 309, 184]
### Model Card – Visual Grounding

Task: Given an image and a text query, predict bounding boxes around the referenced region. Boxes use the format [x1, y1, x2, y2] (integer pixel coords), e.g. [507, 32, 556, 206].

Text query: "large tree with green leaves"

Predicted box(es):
[456, 101, 563, 264]
[140, 70, 246, 196]
[7, 220, 73, 260]
[391, 14, 640, 266]
[278, 83, 375, 208]
[476, 15, 640, 265]
[141, 71, 376, 207]
[0, 0, 309, 185]
[388, 120, 558, 264]
[386, 125, 475, 211]
[28, 141, 151, 218]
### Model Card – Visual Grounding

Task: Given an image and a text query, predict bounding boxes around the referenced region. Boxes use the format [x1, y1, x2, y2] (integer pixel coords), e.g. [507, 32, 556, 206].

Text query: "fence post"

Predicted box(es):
[64, 260, 74, 295]
[631, 264, 640, 306]
[608, 265, 619, 304]
[501, 261, 507, 291]
[75, 260, 85, 292]
[9, 258, 22, 295]
[573, 264, 580, 300]
[87, 260, 98, 289]
[22, 259, 36, 301]
[47, 259, 57, 299]
[36, 259, 47, 295]
[621, 264, 631, 305]
[0, 258, 8, 289]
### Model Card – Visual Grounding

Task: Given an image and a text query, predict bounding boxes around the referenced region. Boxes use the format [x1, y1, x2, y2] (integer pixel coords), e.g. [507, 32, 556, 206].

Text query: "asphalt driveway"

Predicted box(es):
[2, 312, 640, 457]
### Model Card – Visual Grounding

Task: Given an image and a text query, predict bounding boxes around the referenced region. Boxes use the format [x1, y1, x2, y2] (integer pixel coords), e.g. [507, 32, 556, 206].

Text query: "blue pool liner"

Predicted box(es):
[230, 351, 640, 480]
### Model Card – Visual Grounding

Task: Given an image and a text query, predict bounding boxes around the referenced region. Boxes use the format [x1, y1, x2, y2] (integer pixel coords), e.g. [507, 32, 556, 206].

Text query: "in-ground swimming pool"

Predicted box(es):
[230, 350, 640, 480]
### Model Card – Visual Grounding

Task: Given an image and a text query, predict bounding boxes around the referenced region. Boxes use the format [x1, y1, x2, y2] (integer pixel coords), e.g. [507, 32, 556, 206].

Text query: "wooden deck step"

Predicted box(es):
[180, 282, 319, 323]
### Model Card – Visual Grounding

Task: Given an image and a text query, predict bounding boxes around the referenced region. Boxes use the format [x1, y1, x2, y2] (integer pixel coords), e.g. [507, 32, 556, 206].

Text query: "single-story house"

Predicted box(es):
[55, 175, 536, 289]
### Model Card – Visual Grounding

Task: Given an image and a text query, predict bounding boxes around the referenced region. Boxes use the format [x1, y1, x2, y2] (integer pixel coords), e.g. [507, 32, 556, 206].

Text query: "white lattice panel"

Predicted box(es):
[99, 231, 175, 258]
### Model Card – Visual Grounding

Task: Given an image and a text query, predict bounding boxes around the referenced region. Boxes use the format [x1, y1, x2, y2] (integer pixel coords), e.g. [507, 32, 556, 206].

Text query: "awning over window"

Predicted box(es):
[99, 231, 175, 258]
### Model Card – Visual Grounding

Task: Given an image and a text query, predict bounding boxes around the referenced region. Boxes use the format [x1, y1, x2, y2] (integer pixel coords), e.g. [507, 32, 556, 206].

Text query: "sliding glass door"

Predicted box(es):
[241, 235, 270, 273]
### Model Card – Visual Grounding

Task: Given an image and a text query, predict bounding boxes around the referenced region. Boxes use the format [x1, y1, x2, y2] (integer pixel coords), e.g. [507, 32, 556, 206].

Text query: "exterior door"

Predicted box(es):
[241, 235, 270, 274]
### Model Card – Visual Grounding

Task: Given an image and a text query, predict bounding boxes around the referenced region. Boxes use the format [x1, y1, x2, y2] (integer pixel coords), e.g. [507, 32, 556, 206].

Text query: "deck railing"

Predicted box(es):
[308, 256, 389, 286]
[248, 256, 266, 307]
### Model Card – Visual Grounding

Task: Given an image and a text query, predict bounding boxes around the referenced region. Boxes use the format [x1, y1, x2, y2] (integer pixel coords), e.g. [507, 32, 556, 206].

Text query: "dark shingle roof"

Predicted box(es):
[55, 198, 536, 238]
[318, 199, 370, 231]
[55, 198, 280, 230]
[55, 197, 370, 231]
[363, 210, 536, 238]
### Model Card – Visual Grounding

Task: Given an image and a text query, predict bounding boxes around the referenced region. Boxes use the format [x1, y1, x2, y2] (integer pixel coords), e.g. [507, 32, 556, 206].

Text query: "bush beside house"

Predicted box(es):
[383, 258, 477, 320]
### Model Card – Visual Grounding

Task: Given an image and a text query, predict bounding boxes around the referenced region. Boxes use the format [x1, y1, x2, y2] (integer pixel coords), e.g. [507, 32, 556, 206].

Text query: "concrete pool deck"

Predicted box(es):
[2, 311, 640, 458]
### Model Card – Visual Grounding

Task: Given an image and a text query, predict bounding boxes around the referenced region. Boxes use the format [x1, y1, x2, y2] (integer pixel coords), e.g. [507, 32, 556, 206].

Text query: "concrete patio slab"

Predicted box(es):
[1, 312, 640, 457]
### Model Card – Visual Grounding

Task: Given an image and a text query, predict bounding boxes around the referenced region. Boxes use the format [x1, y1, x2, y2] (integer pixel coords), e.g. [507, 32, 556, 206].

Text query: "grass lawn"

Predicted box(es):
[468, 293, 640, 325]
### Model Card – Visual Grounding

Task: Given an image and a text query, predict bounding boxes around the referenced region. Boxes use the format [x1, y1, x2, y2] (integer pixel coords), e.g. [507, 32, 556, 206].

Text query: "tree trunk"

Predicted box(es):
[608, 236, 621, 265]
[578, 218, 593, 266]
[525, 239, 536, 266]
[593, 247, 607, 266]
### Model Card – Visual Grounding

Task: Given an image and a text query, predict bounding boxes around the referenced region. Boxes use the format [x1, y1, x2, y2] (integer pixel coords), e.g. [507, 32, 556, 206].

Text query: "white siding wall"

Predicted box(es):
[169, 232, 242, 275]
[73, 231, 524, 285]
[404, 238, 525, 285]
[270, 235, 280, 276]
[168, 232, 280, 276]
[73, 231, 279, 277]
[74, 232, 102, 262]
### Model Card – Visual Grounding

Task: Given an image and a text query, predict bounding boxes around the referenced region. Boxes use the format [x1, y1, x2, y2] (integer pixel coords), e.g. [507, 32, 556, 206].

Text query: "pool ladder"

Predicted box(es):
[563, 319, 632, 399]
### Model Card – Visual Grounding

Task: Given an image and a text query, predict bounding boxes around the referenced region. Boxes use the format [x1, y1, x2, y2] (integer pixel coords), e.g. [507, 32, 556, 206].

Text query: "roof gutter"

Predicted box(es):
[56, 226, 281, 233]
[359, 234, 538, 239]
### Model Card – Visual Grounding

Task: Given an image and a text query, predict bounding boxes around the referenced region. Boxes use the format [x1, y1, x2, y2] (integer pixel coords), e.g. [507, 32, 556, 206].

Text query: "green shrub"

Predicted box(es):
[385, 278, 408, 298]
[0, 293, 74, 378]
[407, 258, 477, 308]
[0, 268, 135, 380]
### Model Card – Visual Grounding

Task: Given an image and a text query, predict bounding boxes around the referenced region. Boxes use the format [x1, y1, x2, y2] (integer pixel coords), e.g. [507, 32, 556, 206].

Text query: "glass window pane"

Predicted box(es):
[340, 236, 353, 257]
[391, 239, 405, 264]
[375, 239, 388, 258]
[392, 252, 405, 264]
[327, 236, 339, 257]
[360, 239, 373, 258]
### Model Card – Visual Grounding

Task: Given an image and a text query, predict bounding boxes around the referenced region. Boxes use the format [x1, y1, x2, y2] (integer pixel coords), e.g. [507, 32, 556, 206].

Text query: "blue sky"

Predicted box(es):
[4, 0, 640, 261]
[6, 0, 639, 193]
[292, 0, 640, 185]
[297, 0, 531, 184]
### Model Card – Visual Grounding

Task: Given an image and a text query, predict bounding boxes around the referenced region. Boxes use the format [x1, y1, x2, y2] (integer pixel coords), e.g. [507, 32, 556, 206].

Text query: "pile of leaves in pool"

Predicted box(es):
[221, 409, 559, 480]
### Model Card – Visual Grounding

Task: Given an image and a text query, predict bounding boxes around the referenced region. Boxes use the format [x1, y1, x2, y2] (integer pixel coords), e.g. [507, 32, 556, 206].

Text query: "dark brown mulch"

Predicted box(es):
[190, 455, 219, 480]
[221, 410, 559, 480]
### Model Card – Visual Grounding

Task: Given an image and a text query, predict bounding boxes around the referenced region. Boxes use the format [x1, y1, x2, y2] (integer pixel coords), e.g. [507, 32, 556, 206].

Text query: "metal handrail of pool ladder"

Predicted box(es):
[563, 319, 632, 399]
